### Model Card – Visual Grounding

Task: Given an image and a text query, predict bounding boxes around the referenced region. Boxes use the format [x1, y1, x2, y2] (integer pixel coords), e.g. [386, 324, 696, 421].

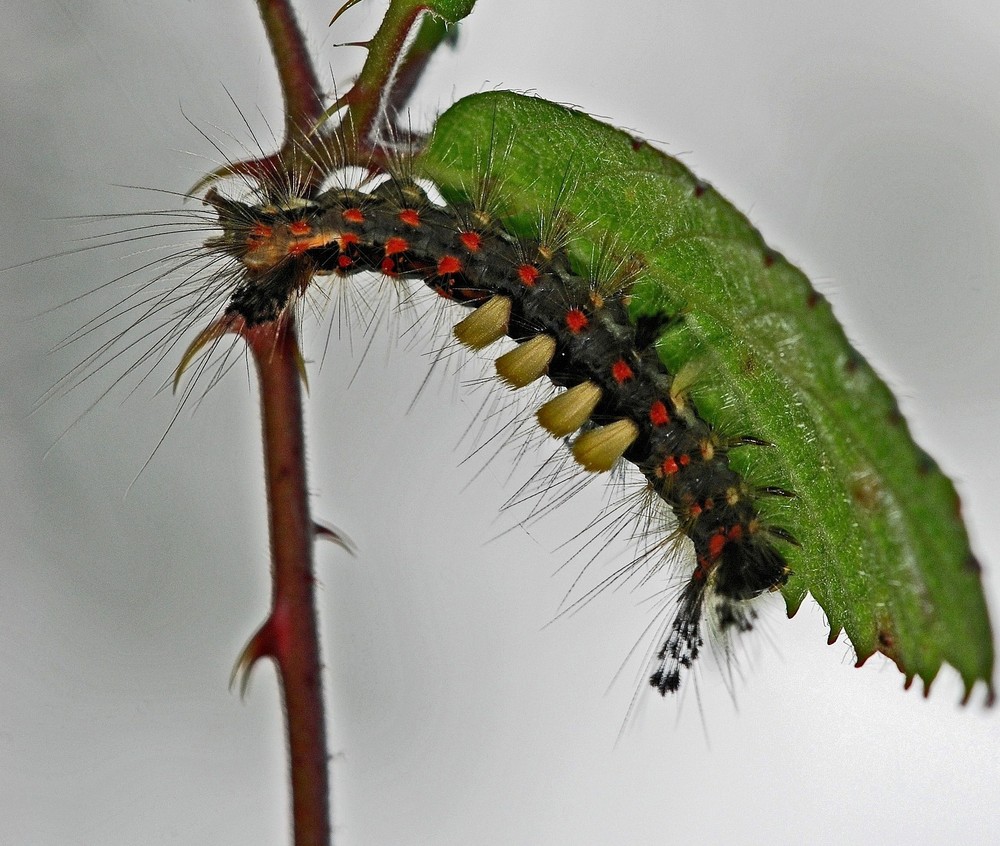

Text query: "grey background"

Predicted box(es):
[3, 1, 999, 844]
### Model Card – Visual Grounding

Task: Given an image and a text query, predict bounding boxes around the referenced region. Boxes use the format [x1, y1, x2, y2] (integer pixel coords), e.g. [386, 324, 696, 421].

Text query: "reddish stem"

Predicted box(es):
[245, 313, 331, 846]
[232, 4, 465, 845]
[238, 6, 332, 845]
[256, 0, 326, 133]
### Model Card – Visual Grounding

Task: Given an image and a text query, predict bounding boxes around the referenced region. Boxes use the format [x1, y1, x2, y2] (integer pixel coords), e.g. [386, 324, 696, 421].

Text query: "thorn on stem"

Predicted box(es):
[230, 619, 276, 699]
[292, 340, 310, 392]
[173, 316, 240, 392]
[314, 520, 357, 555]
[330, 0, 365, 27]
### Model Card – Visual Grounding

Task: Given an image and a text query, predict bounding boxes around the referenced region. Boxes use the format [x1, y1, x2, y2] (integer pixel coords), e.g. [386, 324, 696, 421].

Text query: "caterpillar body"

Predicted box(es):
[202, 159, 796, 694]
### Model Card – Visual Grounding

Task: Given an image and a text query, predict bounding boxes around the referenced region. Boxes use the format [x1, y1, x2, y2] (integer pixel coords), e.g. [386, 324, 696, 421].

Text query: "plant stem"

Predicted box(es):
[245, 314, 331, 846]
[340, 1, 437, 152]
[235, 6, 331, 845]
[256, 0, 325, 133]
[383, 14, 455, 121]
[233, 4, 466, 844]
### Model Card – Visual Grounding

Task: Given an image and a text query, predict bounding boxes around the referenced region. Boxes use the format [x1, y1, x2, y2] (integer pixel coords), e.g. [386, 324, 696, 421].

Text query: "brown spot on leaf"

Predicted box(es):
[849, 470, 882, 512]
[874, 613, 904, 674]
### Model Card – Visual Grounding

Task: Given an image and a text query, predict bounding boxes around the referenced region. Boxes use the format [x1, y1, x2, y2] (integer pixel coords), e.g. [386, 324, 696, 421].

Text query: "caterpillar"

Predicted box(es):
[198, 165, 796, 694]
[157, 88, 992, 704]
[9, 4, 996, 845]
[36, 85, 991, 704]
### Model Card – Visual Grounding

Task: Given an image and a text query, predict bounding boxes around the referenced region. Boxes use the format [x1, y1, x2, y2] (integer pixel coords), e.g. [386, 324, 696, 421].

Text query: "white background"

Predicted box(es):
[3, 2, 999, 844]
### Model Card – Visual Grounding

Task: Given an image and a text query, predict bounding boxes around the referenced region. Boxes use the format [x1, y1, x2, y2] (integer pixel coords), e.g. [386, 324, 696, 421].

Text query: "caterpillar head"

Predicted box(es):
[204, 189, 329, 272]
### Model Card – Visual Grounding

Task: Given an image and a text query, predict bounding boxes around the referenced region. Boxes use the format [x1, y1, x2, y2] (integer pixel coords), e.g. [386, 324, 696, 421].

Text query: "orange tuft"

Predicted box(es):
[384, 236, 409, 256]
[399, 208, 421, 227]
[708, 531, 726, 560]
[611, 359, 634, 383]
[459, 231, 482, 252]
[517, 264, 540, 286]
[649, 400, 671, 426]
[565, 308, 589, 333]
[437, 255, 462, 276]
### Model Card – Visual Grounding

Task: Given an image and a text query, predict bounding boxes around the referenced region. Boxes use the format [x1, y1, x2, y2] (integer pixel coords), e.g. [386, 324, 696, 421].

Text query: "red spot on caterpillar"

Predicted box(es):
[250, 222, 273, 240]
[694, 556, 710, 581]
[337, 254, 353, 269]
[340, 233, 360, 248]
[611, 359, 634, 383]
[727, 524, 744, 542]
[565, 308, 589, 333]
[289, 220, 311, 236]
[649, 400, 671, 426]
[708, 531, 727, 560]
[689, 502, 703, 517]
[517, 264, 540, 287]
[380, 257, 397, 275]
[399, 208, 421, 227]
[384, 237, 409, 256]
[287, 242, 309, 256]
[342, 208, 365, 224]
[662, 456, 679, 475]
[459, 231, 482, 252]
[437, 255, 462, 276]
[679, 453, 691, 467]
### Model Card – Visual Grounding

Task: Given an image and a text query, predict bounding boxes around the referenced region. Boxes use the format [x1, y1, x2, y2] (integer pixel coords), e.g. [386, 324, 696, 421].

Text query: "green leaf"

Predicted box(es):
[418, 91, 994, 701]
[421, 0, 478, 22]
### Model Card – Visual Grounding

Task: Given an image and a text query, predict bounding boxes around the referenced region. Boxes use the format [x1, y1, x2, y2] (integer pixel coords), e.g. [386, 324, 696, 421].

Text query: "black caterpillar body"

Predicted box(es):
[207, 176, 795, 693]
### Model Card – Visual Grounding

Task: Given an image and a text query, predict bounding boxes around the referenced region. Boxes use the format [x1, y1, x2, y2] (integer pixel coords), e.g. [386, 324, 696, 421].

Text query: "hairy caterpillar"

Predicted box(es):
[143, 82, 987, 707]
[30, 85, 992, 704]
[195, 159, 797, 695]
[6, 5, 999, 846]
